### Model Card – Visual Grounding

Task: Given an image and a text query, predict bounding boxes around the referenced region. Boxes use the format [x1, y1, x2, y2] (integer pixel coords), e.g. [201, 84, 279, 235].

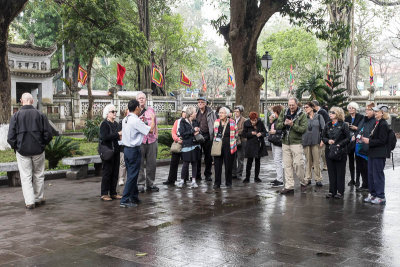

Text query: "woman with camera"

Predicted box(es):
[213, 107, 237, 189]
[176, 106, 201, 189]
[268, 105, 284, 187]
[302, 102, 325, 187]
[243, 111, 268, 183]
[322, 107, 350, 199]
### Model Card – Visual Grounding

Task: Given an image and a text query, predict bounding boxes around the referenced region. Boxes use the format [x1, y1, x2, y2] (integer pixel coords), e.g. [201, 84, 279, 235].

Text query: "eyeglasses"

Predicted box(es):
[329, 111, 335, 114]
[109, 110, 117, 114]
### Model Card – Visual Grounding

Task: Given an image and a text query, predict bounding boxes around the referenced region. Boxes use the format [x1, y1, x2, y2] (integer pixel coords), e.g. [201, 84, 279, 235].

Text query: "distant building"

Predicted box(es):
[8, 41, 62, 113]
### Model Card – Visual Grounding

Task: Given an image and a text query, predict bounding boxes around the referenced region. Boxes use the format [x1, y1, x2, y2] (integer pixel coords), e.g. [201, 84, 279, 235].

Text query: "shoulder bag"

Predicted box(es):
[170, 141, 182, 153]
[211, 122, 228, 157]
[98, 121, 115, 161]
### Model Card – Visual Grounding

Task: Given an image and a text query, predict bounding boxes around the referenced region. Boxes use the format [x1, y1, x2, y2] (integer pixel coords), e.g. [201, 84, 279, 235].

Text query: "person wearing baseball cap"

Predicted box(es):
[196, 96, 217, 182]
[361, 104, 390, 205]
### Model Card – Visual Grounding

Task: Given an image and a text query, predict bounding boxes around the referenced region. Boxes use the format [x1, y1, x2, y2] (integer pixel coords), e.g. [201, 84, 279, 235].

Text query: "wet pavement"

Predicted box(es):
[1, 148, 400, 266]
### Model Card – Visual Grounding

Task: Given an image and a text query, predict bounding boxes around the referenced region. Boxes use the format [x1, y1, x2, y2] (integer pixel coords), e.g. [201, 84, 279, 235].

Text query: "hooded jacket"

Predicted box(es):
[276, 107, 308, 145]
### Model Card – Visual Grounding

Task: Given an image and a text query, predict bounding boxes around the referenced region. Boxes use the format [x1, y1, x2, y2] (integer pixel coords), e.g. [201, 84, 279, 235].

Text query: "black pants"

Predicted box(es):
[348, 147, 356, 181]
[326, 155, 347, 195]
[214, 141, 234, 186]
[167, 152, 181, 182]
[197, 134, 213, 179]
[246, 157, 260, 180]
[181, 161, 197, 181]
[101, 152, 120, 196]
[356, 155, 368, 188]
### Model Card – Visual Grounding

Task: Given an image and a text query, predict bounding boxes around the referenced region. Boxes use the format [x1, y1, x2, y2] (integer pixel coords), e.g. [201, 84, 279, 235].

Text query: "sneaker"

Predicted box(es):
[190, 181, 198, 189]
[364, 194, 375, 203]
[255, 177, 262, 183]
[175, 179, 184, 188]
[120, 202, 137, 208]
[348, 180, 355, 186]
[138, 186, 145, 193]
[271, 181, 284, 188]
[325, 193, 333, 198]
[280, 188, 294, 194]
[371, 197, 386, 205]
[25, 204, 35, 209]
[316, 181, 323, 187]
[268, 179, 278, 185]
[146, 186, 160, 192]
[334, 193, 343, 199]
[243, 178, 250, 183]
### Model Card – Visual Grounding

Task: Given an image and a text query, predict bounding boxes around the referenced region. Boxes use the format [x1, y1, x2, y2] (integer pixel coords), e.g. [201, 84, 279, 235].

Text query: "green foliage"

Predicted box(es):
[295, 72, 328, 104]
[45, 136, 83, 169]
[83, 117, 103, 142]
[158, 131, 173, 148]
[322, 72, 348, 109]
[261, 28, 320, 94]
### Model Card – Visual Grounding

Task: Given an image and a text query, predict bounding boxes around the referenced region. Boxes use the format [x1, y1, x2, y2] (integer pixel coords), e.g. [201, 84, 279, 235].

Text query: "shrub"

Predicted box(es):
[158, 131, 173, 148]
[83, 117, 103, 141]
[45, 136, 83, 169]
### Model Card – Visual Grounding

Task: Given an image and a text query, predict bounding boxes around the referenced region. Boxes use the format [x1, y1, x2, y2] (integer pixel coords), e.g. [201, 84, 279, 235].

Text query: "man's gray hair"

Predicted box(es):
[21, 92, 34, 104]
[288, 97, 299, 104]
[103, 104, 116, 119]
[136, 92, 146, 99]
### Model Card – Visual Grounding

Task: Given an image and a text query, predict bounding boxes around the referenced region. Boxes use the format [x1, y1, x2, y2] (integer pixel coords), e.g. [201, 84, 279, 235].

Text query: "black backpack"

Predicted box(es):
[387, 128, 397, 170]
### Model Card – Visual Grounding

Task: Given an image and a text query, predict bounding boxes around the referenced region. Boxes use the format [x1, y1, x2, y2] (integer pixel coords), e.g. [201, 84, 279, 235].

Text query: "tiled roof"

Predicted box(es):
[8, 41, 57, 57]
[11, 67, 62, 78]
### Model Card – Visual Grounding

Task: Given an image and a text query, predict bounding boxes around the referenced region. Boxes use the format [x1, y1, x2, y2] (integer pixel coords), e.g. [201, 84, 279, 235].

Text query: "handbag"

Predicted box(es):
[211, 122, 228, 157]
[328, 144, 345, 161]
[194, 133, 205, 144]
[170, 141, 182, 153]
[98, 121, 115, 161]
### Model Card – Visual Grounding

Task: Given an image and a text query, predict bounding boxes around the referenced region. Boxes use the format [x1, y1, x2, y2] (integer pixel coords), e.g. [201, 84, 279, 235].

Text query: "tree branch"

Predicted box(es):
[368, 0, 400, 6]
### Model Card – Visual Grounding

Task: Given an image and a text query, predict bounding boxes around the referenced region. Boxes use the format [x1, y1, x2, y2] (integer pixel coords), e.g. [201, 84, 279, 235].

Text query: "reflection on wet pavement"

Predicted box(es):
[1, 145, 400, 266]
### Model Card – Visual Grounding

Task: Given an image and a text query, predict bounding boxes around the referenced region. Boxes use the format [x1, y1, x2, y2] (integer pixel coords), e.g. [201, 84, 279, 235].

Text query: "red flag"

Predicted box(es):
[116, 63, 126, 86]
[201, 72, 207, 92]
[180, 70, 192, 87]
[77, 65, 88, 85]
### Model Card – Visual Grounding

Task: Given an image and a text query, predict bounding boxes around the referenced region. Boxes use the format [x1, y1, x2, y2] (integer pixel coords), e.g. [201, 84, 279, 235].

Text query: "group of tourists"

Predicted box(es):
[7, 92, 393, 209]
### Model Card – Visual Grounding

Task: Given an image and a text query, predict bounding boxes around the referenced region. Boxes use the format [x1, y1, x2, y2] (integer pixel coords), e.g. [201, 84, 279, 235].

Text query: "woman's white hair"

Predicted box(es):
[219, 107, 230, 116]
[103, 104, 116, 119]
[347, 101, 359, 111]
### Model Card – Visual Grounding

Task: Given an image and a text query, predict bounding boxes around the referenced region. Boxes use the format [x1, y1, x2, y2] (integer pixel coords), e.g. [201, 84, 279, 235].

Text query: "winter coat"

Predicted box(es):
[243, 119, 267, 158]
[276, 107, 308, 145]
[196, 106, 217, 136]
[368, 119, 389, 159]
[268, 119, 282, 147]
[345, 113, 364, 135]
[99, 119, 120, 154]
[322, 120, 350, 157]
[179, 119, 200, 148]
[7, 105, 53, 156]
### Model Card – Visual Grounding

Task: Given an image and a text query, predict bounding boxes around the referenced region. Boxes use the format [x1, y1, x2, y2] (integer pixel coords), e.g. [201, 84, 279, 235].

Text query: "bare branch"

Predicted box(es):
[368, 0, 400, 6]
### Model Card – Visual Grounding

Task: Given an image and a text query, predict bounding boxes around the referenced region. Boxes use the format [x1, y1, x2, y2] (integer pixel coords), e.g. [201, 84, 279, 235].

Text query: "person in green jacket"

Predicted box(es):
[276, 97, 308, 194]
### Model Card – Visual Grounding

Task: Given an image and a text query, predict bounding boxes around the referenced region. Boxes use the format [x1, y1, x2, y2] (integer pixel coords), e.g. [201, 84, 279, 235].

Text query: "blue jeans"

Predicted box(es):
[121, 146, 141, 204]
[368, 157, 386, 199]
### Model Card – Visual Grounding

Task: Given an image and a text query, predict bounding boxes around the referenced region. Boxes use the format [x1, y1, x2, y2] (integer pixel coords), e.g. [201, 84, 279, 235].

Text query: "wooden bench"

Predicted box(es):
[62, 155, 102, 179]
[0, 162, 21, 187]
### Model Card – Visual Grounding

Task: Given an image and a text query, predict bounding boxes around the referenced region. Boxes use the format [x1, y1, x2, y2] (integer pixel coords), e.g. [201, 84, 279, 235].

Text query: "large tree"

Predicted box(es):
[59, 0, 147, 119]
[0, 0, 28, 124]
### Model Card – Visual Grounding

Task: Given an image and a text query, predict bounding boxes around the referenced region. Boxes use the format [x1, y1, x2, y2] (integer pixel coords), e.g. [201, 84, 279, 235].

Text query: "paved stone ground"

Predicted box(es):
[1, 147, 400, 266]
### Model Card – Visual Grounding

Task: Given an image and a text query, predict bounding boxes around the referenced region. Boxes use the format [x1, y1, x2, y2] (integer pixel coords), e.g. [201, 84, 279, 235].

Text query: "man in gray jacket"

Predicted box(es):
[196, 97, 217, 181]
[7, 93, 53, 209]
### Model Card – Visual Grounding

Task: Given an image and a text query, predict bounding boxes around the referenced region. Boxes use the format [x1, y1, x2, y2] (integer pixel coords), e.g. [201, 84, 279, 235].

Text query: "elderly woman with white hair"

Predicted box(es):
[345, 101, 364, 187]
[99, 104, 122, 201]
[212, 106, 237, 189]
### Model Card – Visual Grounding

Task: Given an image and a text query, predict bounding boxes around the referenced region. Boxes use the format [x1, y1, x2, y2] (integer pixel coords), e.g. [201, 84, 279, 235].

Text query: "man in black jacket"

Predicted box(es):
[7, 93, 53, 209]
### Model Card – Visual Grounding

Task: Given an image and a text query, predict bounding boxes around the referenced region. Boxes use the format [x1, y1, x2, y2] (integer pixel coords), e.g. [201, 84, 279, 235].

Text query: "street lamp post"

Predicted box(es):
[261, 51, 273, 112]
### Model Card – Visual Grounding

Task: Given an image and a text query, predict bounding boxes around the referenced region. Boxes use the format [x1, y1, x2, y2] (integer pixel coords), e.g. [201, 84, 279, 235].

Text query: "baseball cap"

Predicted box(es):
[372, 104, 389, 113]
[197, 97, 207, 102]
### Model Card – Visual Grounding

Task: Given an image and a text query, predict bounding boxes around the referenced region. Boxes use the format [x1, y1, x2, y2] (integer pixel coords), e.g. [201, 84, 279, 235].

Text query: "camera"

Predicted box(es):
[285, 115, 292, 120]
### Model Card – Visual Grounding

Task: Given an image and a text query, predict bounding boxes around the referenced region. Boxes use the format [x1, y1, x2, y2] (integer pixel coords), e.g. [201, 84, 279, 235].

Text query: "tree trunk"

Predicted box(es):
[137, 0, 151, 91]
[221, 0, 283, 115]
[0, 0, 29, 123]
[86, 56, 95, 119]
